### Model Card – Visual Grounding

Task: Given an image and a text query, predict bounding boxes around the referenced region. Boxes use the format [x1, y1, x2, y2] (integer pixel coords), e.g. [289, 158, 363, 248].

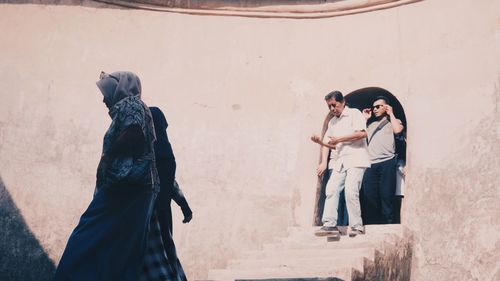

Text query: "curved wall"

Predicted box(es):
[0, 0, 499, 280]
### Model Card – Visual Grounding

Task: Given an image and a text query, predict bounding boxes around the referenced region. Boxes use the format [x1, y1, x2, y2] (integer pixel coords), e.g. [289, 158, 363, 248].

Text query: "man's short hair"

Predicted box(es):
[373, 96, 390, 105]
[325, 90, 344, 102]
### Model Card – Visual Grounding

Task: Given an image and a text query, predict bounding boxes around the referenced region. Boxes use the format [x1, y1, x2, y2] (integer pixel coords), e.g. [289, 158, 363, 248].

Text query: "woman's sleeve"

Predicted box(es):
[112, 125, 145, 156]
[111, 103, 146, 156]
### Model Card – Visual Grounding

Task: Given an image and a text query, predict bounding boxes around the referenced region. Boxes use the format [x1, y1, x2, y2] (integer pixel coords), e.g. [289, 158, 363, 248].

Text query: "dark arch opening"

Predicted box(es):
[313, 87, 407, 226]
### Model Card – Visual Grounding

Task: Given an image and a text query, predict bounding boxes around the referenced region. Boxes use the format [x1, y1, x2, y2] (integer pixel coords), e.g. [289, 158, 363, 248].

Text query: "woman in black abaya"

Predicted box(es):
[54, 71, 186, 281]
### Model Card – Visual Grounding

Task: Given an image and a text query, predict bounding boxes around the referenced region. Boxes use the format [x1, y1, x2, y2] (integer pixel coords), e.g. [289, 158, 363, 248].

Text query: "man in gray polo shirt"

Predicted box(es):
[311, 91, 371, 237]
[361, 96, 404, 224]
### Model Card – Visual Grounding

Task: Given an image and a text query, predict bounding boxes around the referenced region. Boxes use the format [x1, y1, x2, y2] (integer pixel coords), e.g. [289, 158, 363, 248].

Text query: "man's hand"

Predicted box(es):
[311, 134, 322, 144]
[317, 162, 327, 177]
[328, 136, 340, 146]
[385, 104, 394, 116]
[385, 104, 404, 134]
[362, 108, 372, 120]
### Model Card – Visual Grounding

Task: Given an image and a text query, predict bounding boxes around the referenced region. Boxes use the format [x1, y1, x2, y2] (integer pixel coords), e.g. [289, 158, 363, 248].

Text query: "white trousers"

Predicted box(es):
[322, 166, 366, 229]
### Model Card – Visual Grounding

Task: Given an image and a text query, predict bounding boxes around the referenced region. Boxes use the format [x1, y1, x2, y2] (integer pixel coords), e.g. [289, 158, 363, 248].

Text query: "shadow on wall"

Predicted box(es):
[0, 175, 56, 281]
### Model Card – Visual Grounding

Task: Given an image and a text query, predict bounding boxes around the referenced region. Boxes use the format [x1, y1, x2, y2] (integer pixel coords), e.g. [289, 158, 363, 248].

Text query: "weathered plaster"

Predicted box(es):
[0, 0, 498, 279]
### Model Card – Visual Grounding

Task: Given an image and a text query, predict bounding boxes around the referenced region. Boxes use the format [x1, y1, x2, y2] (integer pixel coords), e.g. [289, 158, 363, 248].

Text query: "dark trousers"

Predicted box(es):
[361, 157, 396, 224]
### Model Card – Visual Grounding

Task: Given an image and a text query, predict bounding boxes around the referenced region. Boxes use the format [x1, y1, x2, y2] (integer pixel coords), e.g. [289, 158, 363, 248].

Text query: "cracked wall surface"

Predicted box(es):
[0, 0, 499, 279]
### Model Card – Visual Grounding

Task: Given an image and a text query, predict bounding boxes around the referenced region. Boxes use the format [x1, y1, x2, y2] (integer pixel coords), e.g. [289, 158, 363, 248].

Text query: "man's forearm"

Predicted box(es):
[335, 131, 367, 143]
[389, 115, 404, 134]
[319, 141, 337, 150]
[320, 145, 329, 164]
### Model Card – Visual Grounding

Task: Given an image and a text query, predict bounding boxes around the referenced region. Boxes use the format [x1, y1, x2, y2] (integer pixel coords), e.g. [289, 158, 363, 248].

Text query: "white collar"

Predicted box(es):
[335, 106, 351, 118]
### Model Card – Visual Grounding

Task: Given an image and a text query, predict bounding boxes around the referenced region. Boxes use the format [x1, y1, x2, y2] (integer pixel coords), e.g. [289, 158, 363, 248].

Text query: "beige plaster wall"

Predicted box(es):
[0, 0, 498, 280]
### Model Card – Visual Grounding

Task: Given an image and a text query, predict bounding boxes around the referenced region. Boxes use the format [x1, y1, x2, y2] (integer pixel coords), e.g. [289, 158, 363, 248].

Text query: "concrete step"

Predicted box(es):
[207, 225, 406, 281]
[209, 246, 371, 280]
[238, 247, 373, 260]
[281, 231, 402, 245]
[284, 225, 403, 240]
[262, 233, 400, 252]
[207, 265, 353, 281]
[227, 255, 366, 271]
[233, 278, 344, 281]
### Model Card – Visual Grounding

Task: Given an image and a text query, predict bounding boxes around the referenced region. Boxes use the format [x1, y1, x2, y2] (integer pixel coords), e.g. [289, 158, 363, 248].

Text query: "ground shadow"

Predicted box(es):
[0, 174, 56, 281]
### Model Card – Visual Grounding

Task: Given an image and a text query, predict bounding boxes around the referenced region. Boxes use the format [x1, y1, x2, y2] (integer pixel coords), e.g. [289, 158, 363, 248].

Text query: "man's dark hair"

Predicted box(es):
[325, 90, 344, 102]
[374, 96, 390, 105]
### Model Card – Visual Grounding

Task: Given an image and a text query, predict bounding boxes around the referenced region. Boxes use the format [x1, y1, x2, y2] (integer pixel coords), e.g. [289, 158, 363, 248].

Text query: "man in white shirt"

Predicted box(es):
[311, 91, 371, 237]
[316, 103, 348, 228]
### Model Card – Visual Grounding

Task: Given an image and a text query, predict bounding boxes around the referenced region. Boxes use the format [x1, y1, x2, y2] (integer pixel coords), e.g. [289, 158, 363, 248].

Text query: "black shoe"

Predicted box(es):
[315, 226, 340, 237]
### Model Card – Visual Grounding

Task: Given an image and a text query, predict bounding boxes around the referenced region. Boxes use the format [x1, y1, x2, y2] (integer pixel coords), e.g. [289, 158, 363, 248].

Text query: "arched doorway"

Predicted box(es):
[313, 87, 407, 226]
[345, 87, 407, 128]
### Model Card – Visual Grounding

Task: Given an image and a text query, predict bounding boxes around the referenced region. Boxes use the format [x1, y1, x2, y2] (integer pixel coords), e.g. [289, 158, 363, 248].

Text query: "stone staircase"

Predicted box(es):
[207, 224, 412, 281]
